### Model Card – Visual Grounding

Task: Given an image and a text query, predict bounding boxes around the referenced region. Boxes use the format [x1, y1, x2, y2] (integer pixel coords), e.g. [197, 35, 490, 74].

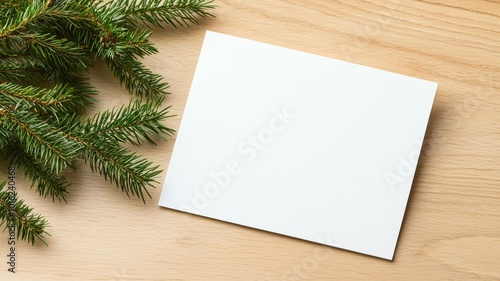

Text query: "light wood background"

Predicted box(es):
[2, 0, 500, 280]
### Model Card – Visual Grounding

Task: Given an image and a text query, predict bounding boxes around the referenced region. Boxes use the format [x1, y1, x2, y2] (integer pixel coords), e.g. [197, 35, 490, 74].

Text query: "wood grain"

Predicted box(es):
[2, 0, 499, 280]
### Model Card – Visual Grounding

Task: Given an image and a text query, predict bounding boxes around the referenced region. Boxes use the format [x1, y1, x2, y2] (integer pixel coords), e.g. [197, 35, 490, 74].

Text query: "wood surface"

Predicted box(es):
[2, 0, 499, 280]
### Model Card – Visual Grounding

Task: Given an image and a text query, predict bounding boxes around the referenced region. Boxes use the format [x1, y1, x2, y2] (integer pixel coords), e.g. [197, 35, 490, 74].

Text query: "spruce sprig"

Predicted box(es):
[120, 0, 216, 28]
[83, 96, 175, 146]
[0, 181, 50, 246]
[0, 0, 214, 245]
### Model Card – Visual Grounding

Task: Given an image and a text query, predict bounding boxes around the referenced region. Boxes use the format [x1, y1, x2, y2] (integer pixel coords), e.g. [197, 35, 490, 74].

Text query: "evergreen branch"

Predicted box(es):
[42, 1, 156, 60]
[0, 1, 24, 25]
[0, 82, 85, 116]
[105, 55, 169, 97]
[116, 29, 158, 59]
[0, 55, 46, 84]
[3, 141, 70, 202]
[59, 75, 97, 112]
[0, 0, 51, 38]
[39, 1, 98, 46]
[49, 0, 99, 11]
[48, 109, 83, 134]
[82, 96, 175, 145]
[0, 38, 47, 84]
[0, 125, 11, 152]
[96, 28, 158, 60]
[6, 33, 89, 72]
[30, 0, 120, 60]
[116, 0, 216, 28]
[50, 108, 166, 202]
[0, 83, 66, 109]
[0, 34, 26, 55]
[0, 54, 46, 70]
[0, 181, 50, 246]
[121, 30, 158, 58]
[0, 107, 82, 173]
[90, 3, 129, 58]
[78, 141, 161, 203]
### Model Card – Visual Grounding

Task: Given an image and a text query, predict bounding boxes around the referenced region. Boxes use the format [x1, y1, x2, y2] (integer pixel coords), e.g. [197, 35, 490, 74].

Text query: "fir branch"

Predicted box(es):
[0, 34, 26, 55]
[38, 1, 97, 45]
[83, 96, 175, 145]
[105, 55, 169, 97]
[0, 1, 24, 24]
[0, 125, 10, 152]
[117, 0, 216, 28]
[0, 55, 46, 84]
[49, 101, 172, 202]
[14, 33, 89, 72]
[96, 28, 158, 60]
[3, 141, 70, 202]
[115, 29, 158, 59]
[91, 3, 129, 58]
[0, 82, 86, 116]
[78, 141, 161, 203]
[73, 99, 173, 201]
[42, 1, 156, 60]
[0, 107, 82, 173]
[58, 75, 97, 113]
[48, 109, 83, 134]
[0, 0, 52, 38]
[0, 181, 50, 246]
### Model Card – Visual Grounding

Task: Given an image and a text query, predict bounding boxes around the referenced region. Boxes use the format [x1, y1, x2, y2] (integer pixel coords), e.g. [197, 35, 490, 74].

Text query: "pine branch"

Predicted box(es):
[91, 3, 129, 58]
[83, 96, 175, 145]
[117, 0, 216, 28]
[0, 125, 11, 152]
[0, 181, 50, 246]
[14, 33, 89, 72]
[105, 55, 169, 97]
[0, 55, 46, 84]
[40, 1, 157, 60]
[59, 75, 97, 113]
[0, 0, 52, 38]
[37, 0, 98, 46]
[3, 141, 70, 202]
[0, 1, 24, 23]
[78, 141, 161, 203]
[47, 100, 174, 202]
[0, 34, 26, 55]
[0, 82, 88, 117]
[74, 99, 173, 201]
[0, 107, 82, 173]
[96, 28, 158, 60]
[0, 34, 89, 85]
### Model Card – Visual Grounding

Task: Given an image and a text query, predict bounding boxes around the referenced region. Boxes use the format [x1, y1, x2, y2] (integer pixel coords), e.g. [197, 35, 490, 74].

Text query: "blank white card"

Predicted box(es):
[159, 31, 437, 260]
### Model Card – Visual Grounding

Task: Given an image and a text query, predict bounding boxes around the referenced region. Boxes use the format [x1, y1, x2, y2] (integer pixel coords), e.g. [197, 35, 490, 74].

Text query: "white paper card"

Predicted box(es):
[159, 31, 437, 260]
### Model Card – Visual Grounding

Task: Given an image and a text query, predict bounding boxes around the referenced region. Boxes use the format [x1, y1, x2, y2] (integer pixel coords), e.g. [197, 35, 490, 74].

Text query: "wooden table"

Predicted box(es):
[3, 0, 499, 280]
